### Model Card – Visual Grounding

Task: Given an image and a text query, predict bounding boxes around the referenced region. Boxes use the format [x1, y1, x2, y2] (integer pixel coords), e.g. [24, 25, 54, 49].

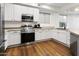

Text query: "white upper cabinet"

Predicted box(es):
[33, 8, 39, 22]
[4, 4, 22, 21]
[14, 5, 34, 21]
[13, 5, 23, 21]
[4, 4, 15, 21]
[27, 7, 34, 14]
[5, 30, 21, 49]
[39, 13, 44, 23]
[4, 4, 39, 22]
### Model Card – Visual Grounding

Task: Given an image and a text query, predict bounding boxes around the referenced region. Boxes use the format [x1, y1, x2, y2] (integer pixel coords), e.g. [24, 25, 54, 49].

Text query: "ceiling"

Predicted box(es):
[38, 3, 79, 15]
[16, 3, 79, 15]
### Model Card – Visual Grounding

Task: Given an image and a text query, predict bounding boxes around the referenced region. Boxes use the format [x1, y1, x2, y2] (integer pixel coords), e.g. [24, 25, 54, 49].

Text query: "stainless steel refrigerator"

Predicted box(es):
[0, 4, 5, 56]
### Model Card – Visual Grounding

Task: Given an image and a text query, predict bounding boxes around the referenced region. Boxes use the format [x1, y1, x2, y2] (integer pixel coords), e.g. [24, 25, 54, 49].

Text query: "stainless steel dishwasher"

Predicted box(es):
[0, 4, 5, 56]
[70, 32, 79, 56]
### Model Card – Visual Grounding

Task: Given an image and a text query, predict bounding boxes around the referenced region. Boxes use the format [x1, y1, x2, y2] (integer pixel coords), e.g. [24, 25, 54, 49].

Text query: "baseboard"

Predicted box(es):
[5, 38, 52, 49]
[6, 38, 70, 49]
[50, 38, 70, 48]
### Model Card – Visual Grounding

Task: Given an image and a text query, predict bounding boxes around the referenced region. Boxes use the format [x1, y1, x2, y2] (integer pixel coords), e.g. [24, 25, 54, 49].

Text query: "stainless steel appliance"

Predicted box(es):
[70, 32, 79, 56]
[21, 25, 34, 33]
[21, 33, 35, 44]
[22, 14, 33, 22]
[21, 25, 35, 44]
[0, 4, 5, 56]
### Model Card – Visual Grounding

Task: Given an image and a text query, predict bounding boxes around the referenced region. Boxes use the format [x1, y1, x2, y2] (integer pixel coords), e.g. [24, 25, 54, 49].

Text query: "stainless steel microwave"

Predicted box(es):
[22, 14, 33, 22]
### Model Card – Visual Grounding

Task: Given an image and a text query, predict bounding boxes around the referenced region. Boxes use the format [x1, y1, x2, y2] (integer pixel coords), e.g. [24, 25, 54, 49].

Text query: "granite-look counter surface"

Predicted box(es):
[4, 27, 21, 32]
[34, 27, 69, 32]
[4, 27, 68, 32]
[69, 29, 79, 35]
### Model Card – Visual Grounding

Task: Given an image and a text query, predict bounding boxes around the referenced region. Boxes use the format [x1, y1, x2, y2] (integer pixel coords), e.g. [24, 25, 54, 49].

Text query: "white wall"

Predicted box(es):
[66, 15, 79, 30]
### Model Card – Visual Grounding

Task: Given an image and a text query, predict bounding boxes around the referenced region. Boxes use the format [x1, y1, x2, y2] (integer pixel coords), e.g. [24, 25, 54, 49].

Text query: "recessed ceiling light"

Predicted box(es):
[75, 8, 79, 11]
[63, 16, 66, 19]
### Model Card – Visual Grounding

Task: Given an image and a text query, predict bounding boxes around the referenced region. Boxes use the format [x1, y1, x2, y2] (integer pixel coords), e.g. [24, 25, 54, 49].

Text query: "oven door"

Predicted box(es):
[21, 33, 35, 44]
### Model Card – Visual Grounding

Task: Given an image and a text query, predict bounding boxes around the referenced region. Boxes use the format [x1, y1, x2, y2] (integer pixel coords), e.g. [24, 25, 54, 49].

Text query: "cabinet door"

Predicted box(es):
[33, 8, 39, 22]
[5, 31, 13, 48]
[4, 4, 15, 21]
[35, 30, 54, 41]
[13, 5, 22, 21]
[5, 31, 9, 49]
[12, 31, 21, 44]
[51, 30, 58, 40]
[66, 32, 70, 46]
[39, 13, 44, 23]
[46, 30, 54, 39]
[14, 5, 31, 21]
[21, 6, 34, 15]
[14, 5, 34, 21]
[28, 7, 34, 15]
[57, 31, 67, 44]
[35, 32, 40, 40]
[35, 30, 47, 41]
[44, 14, 50, 24]
[21, 33, 35, 43]
[5, 31, 20, 47]
[35, 31, 44, 41]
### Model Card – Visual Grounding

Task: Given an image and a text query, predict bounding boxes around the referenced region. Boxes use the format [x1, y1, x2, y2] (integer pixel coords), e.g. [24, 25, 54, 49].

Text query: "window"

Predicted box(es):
[39, 12, 50, 24]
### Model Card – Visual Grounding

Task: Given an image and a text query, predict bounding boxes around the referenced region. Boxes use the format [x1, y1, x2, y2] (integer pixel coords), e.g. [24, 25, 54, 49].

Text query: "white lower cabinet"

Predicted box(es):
[4, 4, 15, 21]
[35, 29, 70, 46]
[5, 29, 70, 49]
[33, 8, 39, 22]
[35, 30, 46, 41]
[5, 31, 21, 49]
[56, 31, 67, 44]
[66, 32, 70, 47]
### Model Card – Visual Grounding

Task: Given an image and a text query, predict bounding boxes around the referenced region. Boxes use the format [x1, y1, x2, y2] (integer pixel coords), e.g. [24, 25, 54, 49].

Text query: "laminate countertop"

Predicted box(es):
[69, 29, 79, 35]
[4, 27, 21, 32]
[34, 27, 69, 32]
[4, 27, 68, 32]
